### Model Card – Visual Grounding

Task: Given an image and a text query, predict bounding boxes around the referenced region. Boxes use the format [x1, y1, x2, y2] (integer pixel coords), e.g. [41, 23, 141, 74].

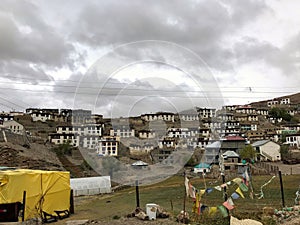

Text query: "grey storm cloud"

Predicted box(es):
[0, 0, 299, 113]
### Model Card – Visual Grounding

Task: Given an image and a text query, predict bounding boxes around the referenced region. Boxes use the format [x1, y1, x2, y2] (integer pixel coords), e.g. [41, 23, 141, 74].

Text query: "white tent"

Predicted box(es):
[70, 176, 111, 196]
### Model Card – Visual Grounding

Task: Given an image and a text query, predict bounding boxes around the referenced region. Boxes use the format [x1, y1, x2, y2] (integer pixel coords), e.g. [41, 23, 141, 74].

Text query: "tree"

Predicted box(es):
[239, 145, 256, 160]
[280, 144, 290, 160]
[53, 141, 73, 156]
[269, 107, 292, 122]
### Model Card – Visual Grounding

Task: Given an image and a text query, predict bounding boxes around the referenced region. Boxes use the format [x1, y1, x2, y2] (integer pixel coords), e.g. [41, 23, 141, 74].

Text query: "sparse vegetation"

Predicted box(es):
[240, 145, 256, 160]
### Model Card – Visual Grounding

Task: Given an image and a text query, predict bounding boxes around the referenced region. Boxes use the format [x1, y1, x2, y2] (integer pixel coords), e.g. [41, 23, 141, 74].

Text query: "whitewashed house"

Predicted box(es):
[96, 136, 119, 156]
[285, 133, 300, 148]
[167, 128, 190, 138]
[129, 143, 154, 154]
[138, 130, 156, 139]
[252, 140, 281, 161]
[141, 112, 175, 122]
[197, 108, 216, 119]
[236, 106, 256, 114]
[49, 133, 80, 147]
[2, 120, 24, 135]
[110, 126, 135, 138]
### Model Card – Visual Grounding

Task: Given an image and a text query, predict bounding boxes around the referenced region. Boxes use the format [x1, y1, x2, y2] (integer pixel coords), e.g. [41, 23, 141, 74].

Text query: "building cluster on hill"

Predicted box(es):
[0, 95, 300, 168]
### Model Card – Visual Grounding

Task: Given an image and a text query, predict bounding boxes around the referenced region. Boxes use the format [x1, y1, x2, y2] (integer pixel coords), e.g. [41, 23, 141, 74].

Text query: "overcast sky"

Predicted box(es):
[0, 0, 300, 117]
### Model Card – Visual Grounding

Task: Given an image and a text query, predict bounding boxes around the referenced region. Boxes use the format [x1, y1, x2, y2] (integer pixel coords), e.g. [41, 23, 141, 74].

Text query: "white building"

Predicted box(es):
[81, 136, 101, 149]
[141, 112, 175, 122]
[198, 108, 216, 119]
[129, 143, 154, 154]
[267, 99, 279, 107]
[96, 136, 119, 156]
[49, 133, 80, 147]
[56, 124, 103, 136]
[252, 140, 281, 161]
[167, 128, 190, 138]
[235, 106, 256, 114]
[110, 127, 135, 138]
[280, 98, 290, 105]
[285, 134, 300, 148]
[30, 112, 53, 122]
[138, 130, 156, 139]
[2, 120, 24, 135]
[180, 113, 199, 121]
[158, 138, 177, 149]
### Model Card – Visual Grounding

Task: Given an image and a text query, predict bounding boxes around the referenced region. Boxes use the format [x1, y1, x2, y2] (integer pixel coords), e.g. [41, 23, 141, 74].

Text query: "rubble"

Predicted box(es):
[176, 210, 190, 224]
[127, 207, 149, 221]
[273, 205, 300, 223]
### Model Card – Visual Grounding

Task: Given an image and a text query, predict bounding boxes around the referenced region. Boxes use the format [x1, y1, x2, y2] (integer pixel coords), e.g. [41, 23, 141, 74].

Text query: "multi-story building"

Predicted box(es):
[129, 143, 154, 154]
[167, 128, 190, 138]
[158, 137, 177, 149]
[110, 126, 135, 138]
[48, 133, 79, 147]
[138, 130, 156, 139]
[96, 136, 119, 156]
[71, 109, 92, 125]
[235, 106, 256, 114]
[141, 112, 175, 122]
[1, 120, 24, 135]
[285, 133, 300, 148]
[197, 108, 216, 119]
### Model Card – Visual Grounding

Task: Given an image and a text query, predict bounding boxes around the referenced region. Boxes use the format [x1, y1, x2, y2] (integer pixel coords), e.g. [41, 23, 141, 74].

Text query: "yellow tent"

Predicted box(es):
[0, 169, 70, 221]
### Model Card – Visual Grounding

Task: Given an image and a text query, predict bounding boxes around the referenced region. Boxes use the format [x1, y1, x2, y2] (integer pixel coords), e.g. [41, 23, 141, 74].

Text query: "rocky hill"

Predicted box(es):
[0, 142, 64, 171]
[251, 92, 300, 108]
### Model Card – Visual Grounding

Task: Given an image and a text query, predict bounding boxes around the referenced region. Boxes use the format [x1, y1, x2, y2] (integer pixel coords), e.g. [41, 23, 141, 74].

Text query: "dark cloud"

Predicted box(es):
[0, 0, 299, 114]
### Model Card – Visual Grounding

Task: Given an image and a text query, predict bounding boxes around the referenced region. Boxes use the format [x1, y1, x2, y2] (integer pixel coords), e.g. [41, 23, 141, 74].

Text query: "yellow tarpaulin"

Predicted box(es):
[0, 169, 70, 220]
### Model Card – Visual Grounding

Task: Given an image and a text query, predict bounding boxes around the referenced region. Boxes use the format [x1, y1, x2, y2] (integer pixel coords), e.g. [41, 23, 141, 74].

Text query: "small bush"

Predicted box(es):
[112, 215, 120, 220]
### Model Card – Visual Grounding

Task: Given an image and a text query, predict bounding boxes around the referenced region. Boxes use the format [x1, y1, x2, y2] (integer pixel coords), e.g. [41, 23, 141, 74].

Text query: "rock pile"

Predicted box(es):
[274, 205, 300, 224]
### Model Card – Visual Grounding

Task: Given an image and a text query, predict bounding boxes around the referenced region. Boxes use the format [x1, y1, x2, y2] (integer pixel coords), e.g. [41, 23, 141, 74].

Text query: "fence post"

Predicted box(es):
[135, 180, 140, 208]
[278, 171, 285, 208]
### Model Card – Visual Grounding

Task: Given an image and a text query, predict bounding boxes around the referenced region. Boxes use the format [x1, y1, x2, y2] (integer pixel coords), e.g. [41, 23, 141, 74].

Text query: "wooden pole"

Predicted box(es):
[222, 173, 228, 201]
[135, 180, 140, 208]
[22, 191, 26, 222]
[70, 189, 75, 214]
[248, 165, 254, 199]
[183, 171, 186, 219]
[279, 171, 285, 208]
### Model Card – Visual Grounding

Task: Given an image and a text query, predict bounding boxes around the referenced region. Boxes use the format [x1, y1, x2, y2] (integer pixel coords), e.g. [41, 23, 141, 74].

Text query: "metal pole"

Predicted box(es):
[135, 180, 140, 208]
[279, 171, 285, 208]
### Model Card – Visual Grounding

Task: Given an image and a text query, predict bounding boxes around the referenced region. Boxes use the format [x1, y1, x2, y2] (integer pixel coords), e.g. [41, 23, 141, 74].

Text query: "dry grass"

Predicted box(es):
[53, 174, 300, 224]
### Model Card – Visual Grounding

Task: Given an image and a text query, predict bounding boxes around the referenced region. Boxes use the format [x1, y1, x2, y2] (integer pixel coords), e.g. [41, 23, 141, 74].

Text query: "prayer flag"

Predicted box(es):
[236, 187, 245, 198]
[206, 188, 213, 194]
[218, 205, 229, 217]
[214, 185, 222, 191]
[223, 200, 234, 210]
[231, 192, 240, 200]
[239, 183, 249, 192]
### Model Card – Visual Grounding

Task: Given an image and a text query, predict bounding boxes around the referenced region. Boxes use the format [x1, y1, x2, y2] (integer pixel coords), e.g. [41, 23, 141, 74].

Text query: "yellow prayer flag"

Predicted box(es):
[236, 187, 245, 198]
[209, 207, 218, 215]
[200, 189, 206, 196]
